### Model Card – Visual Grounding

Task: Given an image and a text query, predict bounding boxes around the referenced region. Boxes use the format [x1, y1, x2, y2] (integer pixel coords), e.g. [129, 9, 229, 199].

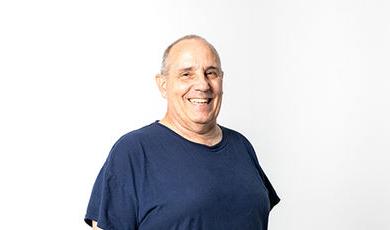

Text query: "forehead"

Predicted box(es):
[166, 39, 219, 71]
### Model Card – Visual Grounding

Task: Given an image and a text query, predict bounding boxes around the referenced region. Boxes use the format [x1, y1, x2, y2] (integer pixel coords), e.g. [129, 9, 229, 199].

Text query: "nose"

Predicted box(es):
[194, 72, 211, 92]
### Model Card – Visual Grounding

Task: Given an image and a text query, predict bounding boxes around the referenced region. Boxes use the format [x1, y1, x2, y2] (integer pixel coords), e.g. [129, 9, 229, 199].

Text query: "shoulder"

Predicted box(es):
[220, 125, 254, 147]
[113, 122, 158, 148]
[106, 122, 158, 162]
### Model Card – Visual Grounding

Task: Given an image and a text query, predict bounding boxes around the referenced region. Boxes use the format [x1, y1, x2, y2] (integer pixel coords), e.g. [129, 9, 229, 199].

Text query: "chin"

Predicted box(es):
[190, 116, 215, 125]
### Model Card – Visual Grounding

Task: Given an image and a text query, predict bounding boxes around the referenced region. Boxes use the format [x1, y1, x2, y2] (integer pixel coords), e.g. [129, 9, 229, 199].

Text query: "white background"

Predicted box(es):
[1, 0, 389, 229]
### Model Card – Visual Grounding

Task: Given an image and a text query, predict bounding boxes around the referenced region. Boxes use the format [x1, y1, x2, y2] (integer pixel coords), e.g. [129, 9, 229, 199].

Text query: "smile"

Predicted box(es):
[188, 98, 212, 104]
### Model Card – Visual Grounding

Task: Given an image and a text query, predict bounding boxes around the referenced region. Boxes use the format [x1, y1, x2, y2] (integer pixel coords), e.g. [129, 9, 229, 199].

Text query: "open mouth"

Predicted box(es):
[187, 98, 212, 104]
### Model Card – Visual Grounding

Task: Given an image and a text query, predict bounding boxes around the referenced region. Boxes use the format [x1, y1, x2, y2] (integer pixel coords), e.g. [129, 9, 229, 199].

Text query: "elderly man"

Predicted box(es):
[84, 35, 280, 230]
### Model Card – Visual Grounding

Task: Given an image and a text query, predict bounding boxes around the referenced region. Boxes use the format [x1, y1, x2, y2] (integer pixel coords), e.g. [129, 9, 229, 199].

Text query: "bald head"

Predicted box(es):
[160, 35, 222, 75]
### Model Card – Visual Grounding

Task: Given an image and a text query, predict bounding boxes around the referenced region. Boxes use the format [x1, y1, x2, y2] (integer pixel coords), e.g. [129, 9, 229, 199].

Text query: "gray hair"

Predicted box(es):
[160, 34, 222, 75]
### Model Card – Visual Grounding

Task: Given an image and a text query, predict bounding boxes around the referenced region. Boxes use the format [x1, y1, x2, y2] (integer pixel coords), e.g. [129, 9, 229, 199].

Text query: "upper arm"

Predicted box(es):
[92, 220, 102, 230]
[84, 134, 141, 229]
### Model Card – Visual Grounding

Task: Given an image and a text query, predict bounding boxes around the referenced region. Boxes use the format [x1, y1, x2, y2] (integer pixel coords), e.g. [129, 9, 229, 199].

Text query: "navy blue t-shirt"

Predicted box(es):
[85, 121, 280, 230]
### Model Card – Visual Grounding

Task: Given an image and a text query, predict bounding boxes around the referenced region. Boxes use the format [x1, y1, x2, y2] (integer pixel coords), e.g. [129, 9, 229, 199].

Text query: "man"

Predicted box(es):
[84, 35, 280, 230]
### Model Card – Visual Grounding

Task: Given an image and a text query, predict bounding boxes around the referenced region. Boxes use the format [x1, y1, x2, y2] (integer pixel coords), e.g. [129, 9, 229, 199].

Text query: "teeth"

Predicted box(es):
[189, 98, 209, 104]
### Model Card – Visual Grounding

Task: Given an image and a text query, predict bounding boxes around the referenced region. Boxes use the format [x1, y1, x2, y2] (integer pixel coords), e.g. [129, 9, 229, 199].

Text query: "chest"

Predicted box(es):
[137, 145, 270, 228]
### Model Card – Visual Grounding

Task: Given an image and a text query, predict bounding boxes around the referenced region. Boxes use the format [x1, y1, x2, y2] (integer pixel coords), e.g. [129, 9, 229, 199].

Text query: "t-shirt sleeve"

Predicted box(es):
[257, 164, 280, 211]
[240, 135, 281, 211]
[84, 135, 140, 230]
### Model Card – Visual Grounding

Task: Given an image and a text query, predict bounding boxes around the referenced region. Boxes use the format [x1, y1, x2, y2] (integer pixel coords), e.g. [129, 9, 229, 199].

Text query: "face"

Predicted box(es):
[157, 39, 223, 129]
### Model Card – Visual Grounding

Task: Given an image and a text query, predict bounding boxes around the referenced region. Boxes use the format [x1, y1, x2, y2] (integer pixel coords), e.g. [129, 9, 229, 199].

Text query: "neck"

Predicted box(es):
[159, 116, 222, 146]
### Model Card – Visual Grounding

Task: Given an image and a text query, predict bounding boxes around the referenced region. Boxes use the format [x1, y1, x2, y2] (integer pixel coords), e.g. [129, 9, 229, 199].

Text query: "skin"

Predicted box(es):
[92, 220, 101, 230]
[155, 38, 224, 146]
[92, 38, 224, 229]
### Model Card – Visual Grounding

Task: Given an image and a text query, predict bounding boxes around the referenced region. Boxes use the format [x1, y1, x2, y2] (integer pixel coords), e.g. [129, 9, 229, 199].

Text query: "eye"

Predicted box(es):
[206, 70, 218, 78]
[180, 72, 192, 78]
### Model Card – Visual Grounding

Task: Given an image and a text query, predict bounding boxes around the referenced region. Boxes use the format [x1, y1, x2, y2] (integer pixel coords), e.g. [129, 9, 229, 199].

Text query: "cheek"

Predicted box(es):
[166, 80, 191, 103]
[212, 81, 223, 95]
[172, 82, 191, 97]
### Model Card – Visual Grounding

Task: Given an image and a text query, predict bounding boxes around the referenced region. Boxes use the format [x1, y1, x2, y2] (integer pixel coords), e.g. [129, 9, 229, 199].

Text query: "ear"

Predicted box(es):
[155, 74, 167, 98]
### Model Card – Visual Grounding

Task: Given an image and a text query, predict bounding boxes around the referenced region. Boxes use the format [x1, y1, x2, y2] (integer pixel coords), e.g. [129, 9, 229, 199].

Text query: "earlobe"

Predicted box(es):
[155, 74, 167, 98]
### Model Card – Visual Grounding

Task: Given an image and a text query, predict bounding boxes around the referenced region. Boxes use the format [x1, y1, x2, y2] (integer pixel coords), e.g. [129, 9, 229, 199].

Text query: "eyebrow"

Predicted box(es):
[177, 66, 219, 72]
[178, 67, 195, 72]
[204, 66, 219, 71]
